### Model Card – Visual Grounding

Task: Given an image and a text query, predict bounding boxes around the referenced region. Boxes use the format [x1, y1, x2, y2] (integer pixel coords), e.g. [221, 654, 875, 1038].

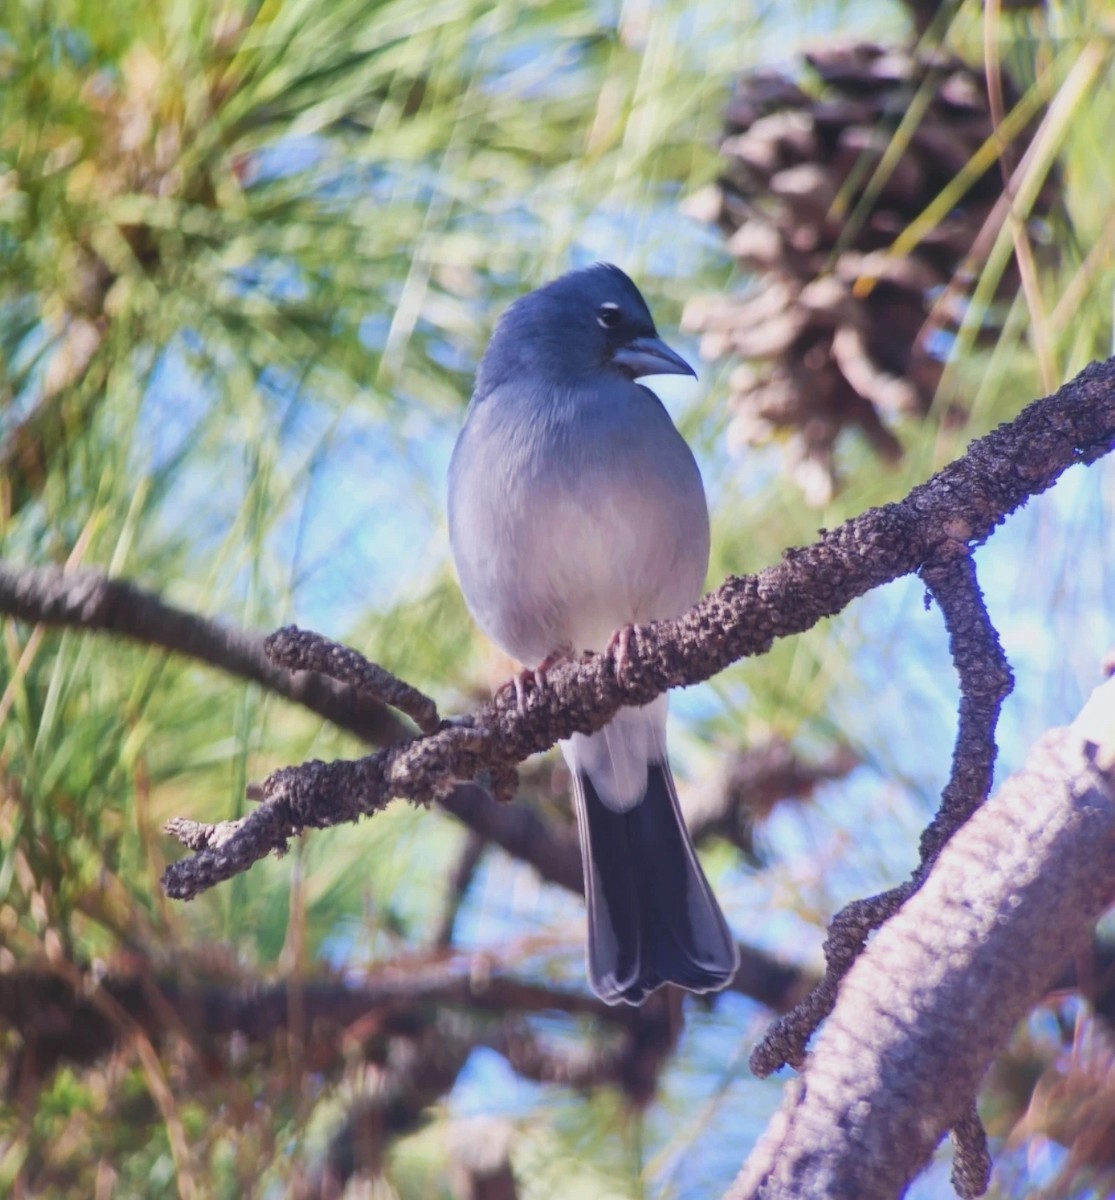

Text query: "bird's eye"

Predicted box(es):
[597, 303, 621, 329]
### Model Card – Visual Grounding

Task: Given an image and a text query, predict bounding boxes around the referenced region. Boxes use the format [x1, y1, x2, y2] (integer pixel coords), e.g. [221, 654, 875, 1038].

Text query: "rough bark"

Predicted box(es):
[728, 679, 1115, 1200]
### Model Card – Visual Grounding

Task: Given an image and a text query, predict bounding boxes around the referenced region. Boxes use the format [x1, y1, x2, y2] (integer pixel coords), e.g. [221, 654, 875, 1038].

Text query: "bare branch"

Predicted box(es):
[917, 548, 1014, 862]
[750, 886, 909, 1075]
[162, 357, 1115, 900]
[0, 559, 591, 893]
[950, 1103, 992, 1200]
[728, 679, 1115, 1200]
[751, 546, 1013, 1076]
[264, 624, 441, 735]
[0, 952, 625, 1087]
[491, 1019, 631, 1091]
[438, 783, 583, 893]
[0, 562, 409, 745]
[610, 987, 687, 1107]
[728, 945, 817, 1015]
[0, 558, 806, 1014]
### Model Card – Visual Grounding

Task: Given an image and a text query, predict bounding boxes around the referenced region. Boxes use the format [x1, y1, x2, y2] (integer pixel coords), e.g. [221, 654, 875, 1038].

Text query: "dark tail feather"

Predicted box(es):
[573, 761, 739, 1005]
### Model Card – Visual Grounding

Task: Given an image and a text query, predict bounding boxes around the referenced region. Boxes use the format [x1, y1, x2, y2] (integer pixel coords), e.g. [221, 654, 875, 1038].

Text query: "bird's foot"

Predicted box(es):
[511, 669, 536, 714]
[607, 624, 636, 681]
[500, 650, 568, 715]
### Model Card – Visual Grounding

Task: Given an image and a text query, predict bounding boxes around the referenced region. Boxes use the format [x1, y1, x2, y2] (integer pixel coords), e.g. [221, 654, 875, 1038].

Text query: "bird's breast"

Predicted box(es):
[449, 382, 709, 664]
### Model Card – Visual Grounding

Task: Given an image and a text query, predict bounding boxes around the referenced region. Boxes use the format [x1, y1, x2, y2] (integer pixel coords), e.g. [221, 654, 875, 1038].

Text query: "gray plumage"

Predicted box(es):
[448, 263, 738, 1004]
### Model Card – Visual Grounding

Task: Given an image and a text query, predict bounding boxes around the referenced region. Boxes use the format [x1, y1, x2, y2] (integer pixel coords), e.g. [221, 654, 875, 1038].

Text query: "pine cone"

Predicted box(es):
[685, 41, 1059, 504]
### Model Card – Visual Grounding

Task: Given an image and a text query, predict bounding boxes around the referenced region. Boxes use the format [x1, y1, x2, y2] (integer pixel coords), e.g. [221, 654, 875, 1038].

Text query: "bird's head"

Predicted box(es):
[475, 263, 696, 395]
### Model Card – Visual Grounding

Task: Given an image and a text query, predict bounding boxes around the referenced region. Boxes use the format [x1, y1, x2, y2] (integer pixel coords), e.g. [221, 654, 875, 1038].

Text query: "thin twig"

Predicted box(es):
[917, 547, 1014, 865]
[751, 545, 1013, 1076]
[264, 625, 440, 734]
[750, 887, 909, 1076]
[951, 1101, 992, 1200]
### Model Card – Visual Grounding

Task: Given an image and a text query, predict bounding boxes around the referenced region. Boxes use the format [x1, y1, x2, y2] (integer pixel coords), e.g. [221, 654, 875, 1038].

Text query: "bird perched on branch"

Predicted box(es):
[448, 264, 738, 1004]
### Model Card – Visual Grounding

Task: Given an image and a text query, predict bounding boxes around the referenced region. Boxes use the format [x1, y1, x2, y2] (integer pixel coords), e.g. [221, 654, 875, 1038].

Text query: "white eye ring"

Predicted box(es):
[597, 302, 620, 329]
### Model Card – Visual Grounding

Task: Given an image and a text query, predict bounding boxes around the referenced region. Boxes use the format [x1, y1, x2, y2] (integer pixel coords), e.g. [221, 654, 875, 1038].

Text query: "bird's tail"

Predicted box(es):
[565, 714, 739, 1005]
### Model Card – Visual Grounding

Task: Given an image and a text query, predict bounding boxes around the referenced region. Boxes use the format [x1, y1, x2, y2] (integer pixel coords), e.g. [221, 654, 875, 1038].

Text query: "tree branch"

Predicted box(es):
[917, 548, 1015, 862]
[161, 357, 1115, 899]
[0, 567, 807, 1018]
[0, 562, 409, 745]
[488, 988, 682, 1105]
[264, 624, 440, 735]
[750, 545, 1014, 1076]
[0, 952, 625, 1088]
[727, 676, 1115, 1200]
[0, 556, 598, 897]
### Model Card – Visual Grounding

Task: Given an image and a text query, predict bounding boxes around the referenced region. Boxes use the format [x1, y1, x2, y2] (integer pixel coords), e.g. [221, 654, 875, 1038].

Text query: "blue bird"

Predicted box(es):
[448, 263, 739, 1005]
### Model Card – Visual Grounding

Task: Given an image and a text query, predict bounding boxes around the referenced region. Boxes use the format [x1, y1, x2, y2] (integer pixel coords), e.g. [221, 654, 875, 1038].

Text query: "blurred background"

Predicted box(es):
[2, 0, 1115, 1196]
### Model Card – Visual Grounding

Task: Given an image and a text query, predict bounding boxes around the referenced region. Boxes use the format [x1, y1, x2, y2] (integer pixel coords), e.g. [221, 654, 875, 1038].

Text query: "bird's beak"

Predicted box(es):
[611, 336, 697, 380]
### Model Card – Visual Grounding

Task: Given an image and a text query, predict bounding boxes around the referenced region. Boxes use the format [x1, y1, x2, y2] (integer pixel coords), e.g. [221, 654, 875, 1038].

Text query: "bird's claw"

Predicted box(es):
[512, 670, 534, 714]
[501, 651, 566, 716]
[608, 624, 636, 681]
